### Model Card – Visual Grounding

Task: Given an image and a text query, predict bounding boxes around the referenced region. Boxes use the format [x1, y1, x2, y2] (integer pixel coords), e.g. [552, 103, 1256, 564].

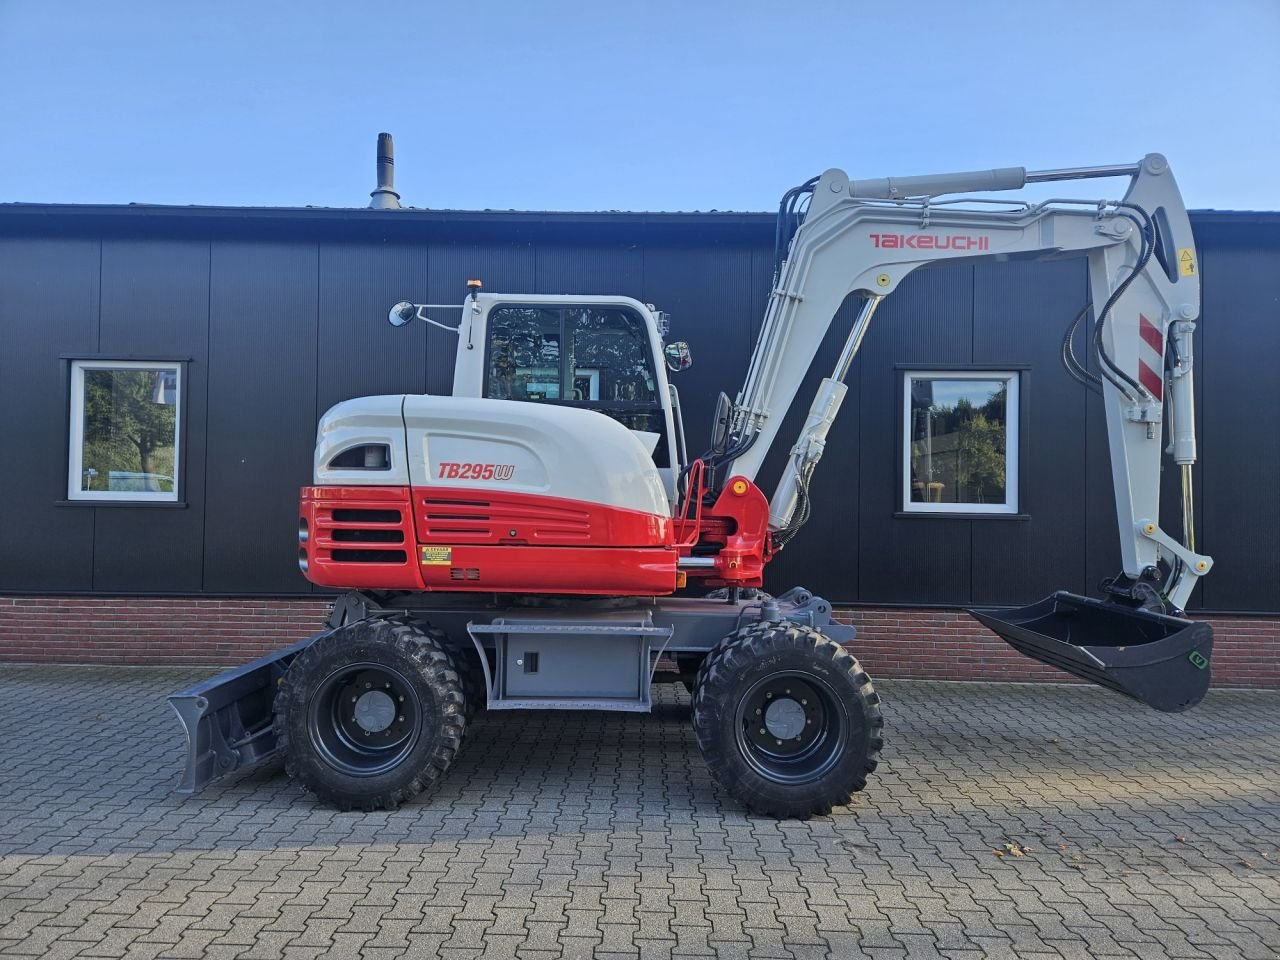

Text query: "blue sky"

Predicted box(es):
[1, 0, 1276, 212]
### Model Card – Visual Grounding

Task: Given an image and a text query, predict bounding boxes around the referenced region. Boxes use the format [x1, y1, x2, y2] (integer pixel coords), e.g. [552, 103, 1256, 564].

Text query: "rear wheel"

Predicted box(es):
[275, 617, 465, 810]
[692, 622, 883, 818]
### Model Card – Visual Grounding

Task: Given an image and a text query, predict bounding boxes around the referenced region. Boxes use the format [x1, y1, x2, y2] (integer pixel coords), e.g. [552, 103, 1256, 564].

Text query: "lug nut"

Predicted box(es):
[776, 739, 783, 746]
[759, 728, 767, 735]
[755, 708, 762, 715]
[398, 716, 404, 722]
[365, 682, 372, 689]
[352, 696, 358, 703]
[398, 696, 404, 702]
[766, 692, 773, 699]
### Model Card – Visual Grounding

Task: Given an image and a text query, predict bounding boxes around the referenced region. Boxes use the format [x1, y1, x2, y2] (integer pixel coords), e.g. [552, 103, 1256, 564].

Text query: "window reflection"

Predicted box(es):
[908, 376, 1013, 509]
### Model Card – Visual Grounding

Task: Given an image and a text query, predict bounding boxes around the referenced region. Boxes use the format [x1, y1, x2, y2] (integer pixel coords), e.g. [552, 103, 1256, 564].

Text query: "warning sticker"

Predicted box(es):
[1178, 247, 1197, 277]
[420, 546, 452, 565]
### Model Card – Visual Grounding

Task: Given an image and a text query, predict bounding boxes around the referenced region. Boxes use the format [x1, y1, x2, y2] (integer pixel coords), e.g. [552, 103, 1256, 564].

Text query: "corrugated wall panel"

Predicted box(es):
[423, 242, 537, 394]
[0, 238, 99, 591]
[0, 213, 1275, 613]
[316, 242, 431, 416]
[970, 258, 1089, 604]
[1197, 241, 1280, 611]
[639, 244, 757, 464]
[534, 244, 643, 297]
[203, 242, 319, 594]
[857, 266, 974, 604]
[93, 239, 210, 593]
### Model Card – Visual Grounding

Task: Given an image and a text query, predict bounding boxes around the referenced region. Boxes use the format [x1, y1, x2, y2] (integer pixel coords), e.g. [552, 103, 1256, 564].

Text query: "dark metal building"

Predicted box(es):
[1, 203, 1276, 615]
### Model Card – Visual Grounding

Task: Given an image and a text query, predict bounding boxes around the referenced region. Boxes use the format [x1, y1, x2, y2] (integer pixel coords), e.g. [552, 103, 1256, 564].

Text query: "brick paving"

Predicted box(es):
[1, 664, 1277, 959]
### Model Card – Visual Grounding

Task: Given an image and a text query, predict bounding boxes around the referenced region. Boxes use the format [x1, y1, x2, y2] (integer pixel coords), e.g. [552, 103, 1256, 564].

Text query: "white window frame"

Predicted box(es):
[902, 370, 1019, 515]
[68, 360, 182, 503]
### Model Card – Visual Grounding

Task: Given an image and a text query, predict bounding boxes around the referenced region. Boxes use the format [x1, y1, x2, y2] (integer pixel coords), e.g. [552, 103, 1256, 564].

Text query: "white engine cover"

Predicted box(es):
[315, 394, 670, 517]
[404, 395, 669, 515]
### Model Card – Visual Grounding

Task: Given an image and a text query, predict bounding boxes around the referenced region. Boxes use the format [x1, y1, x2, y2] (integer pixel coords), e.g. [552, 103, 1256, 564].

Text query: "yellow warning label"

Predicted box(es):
[420, 546, 452, 566]
[1178, 247, 1196, 277]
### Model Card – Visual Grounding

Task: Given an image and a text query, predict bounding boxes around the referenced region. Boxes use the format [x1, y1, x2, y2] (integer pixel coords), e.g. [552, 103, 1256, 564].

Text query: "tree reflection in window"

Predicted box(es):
[908, 375, 1016, 510]
[73, 364, 181, 498]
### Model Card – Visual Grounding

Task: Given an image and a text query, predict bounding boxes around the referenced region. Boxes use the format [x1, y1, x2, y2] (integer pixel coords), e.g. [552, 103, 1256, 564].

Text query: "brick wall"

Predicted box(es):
[1, 595, 1276, 689]
[833, 607, 1280, 690]
[0, 597, 331, 667]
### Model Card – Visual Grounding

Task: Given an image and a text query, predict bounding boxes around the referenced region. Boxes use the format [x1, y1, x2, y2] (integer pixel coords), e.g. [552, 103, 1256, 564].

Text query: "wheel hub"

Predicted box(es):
[764, 698, 806, 740]
[353, 690, 396, 733]
[307, 663, 421, 777]
[733, 671, 848, 785]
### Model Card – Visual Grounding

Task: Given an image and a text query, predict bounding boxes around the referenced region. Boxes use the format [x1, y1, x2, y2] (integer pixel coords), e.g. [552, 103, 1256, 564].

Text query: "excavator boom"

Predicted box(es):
[720, 154, 1212, 709]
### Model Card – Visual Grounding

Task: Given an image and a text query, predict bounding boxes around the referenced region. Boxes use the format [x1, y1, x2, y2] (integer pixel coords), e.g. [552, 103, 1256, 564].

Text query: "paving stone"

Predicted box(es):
[0, 668, 1276, 959]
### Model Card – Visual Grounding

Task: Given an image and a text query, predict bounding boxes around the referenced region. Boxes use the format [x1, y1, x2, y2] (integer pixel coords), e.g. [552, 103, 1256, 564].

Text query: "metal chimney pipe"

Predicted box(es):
[369, 132, 401, 209]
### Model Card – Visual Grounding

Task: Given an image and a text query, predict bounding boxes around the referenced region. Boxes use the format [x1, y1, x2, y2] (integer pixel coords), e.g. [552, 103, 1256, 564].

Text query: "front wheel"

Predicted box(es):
[692, 622, 883, 818]
[275, 618, 466, 810]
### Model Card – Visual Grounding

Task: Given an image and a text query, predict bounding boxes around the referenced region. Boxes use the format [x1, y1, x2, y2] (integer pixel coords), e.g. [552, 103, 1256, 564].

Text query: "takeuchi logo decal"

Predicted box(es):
[870, 233, 990, 251]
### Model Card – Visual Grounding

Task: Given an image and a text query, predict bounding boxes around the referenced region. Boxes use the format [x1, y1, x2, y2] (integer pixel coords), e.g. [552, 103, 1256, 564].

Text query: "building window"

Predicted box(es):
[68, 361, 182, 502]
[903, 371, 1018, 514]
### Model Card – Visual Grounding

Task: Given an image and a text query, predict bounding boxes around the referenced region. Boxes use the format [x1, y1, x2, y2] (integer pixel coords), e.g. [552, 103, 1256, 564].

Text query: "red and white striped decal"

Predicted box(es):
[1137, 314, 1164, 400]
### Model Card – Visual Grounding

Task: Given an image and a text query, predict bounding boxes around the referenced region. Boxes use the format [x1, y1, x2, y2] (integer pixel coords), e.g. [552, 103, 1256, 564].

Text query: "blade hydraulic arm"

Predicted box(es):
[725, 153, 1210, 609]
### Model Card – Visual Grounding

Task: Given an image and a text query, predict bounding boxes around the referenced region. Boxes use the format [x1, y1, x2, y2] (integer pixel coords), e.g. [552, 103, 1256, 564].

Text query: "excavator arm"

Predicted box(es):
[713, 155, 1213, 710]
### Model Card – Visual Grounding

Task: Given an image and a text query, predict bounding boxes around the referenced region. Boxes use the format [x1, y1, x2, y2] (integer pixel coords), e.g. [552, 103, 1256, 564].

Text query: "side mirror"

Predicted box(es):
[664, 341, 693, 373]
[709, 391, 732, 455]
[388, 301, 417, 327]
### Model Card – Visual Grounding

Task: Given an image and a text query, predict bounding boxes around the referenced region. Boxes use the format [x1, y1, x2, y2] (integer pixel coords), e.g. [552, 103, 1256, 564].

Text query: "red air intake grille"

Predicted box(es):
[421, 496, 591, 543]
[320, 507, 407, 563]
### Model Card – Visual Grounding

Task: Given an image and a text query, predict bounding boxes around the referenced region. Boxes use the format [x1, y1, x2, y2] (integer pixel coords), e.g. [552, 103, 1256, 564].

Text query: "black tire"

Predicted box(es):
[376, 612, 486, 718]
[275, 618, 466, 810]
[692, 621, 883, 818]
[440, 637, 487, 718]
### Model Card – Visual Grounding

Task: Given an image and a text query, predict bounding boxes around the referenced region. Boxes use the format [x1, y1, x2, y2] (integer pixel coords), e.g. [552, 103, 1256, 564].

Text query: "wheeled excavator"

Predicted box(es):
[171, 153, 1214, 817]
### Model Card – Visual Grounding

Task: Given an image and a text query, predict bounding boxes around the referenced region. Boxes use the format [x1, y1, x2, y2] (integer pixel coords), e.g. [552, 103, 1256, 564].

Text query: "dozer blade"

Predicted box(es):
[967, 591, 1212, 713]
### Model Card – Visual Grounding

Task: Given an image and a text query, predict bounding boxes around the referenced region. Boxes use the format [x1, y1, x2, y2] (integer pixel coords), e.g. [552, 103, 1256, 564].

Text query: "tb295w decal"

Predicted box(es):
[437, 462, 515, 481]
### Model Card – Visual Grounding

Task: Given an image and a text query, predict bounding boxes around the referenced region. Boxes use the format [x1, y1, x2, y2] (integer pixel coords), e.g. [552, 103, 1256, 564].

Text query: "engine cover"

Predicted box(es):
[400, 395, 670, 516]
[302, 396, 678, 595]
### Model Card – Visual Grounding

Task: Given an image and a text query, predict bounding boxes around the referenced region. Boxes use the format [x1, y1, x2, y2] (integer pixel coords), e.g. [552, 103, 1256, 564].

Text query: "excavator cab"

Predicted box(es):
[969, 592, 1213, 712]
[446, 294, 688, 505]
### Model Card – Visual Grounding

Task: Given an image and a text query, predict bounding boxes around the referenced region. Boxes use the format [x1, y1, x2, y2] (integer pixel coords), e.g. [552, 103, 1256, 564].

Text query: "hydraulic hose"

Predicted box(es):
[1092, 204, 1156, 403]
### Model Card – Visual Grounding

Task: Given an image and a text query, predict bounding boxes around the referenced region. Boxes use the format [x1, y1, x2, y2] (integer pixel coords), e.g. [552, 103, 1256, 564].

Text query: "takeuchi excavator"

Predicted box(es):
[171, 153, 1215, 817]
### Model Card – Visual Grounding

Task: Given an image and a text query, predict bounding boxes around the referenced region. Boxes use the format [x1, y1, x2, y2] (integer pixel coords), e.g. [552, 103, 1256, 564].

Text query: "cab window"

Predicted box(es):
[486, 305, 667, 465]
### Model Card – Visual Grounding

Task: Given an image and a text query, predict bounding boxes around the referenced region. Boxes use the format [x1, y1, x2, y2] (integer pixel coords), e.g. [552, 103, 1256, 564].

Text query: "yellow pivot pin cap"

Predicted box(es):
[731, 479, 748, 496]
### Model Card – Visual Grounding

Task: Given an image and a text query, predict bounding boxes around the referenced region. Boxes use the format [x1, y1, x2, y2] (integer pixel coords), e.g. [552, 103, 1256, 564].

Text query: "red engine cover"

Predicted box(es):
[300, 485, 678, 596]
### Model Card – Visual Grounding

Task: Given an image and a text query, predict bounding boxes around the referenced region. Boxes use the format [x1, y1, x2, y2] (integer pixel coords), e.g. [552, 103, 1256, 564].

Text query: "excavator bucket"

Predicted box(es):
[967, 592, 1213, 713]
